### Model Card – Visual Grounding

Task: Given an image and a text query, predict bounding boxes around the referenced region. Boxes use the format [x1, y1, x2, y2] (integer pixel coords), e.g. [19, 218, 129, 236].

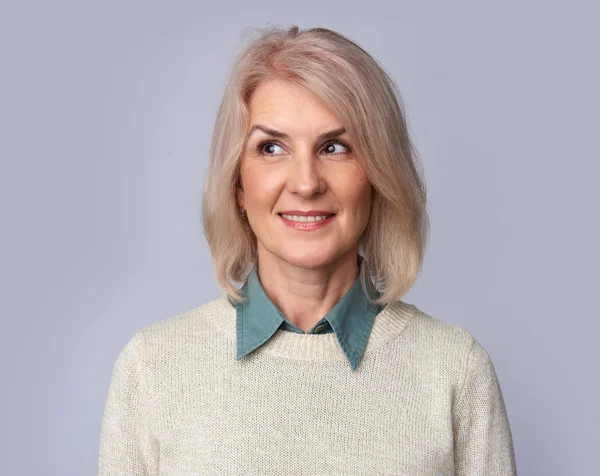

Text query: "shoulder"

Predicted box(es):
[400, 303, 493, 379]
[407, 304, 474, 349]
[128, 296, 234, 357]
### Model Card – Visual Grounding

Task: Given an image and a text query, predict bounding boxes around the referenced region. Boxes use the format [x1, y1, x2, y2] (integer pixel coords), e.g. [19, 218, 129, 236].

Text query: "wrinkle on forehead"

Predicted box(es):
[248, 79, 344, 142]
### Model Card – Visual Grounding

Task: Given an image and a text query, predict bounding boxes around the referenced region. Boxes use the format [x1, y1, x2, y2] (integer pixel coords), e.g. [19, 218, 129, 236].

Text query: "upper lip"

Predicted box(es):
[278, 210, 335, 216]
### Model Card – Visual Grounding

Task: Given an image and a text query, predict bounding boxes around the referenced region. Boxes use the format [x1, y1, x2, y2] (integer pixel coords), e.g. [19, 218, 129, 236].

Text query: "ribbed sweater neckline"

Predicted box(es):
[203, 296, 418, 362]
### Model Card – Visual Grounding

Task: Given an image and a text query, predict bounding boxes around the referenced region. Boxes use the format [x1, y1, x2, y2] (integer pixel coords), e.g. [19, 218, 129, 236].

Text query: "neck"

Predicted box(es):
[255, 245, 361, 332]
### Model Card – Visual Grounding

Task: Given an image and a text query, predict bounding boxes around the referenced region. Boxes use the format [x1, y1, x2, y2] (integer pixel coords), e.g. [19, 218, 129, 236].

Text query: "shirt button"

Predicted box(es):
[312, 323, 326, 333]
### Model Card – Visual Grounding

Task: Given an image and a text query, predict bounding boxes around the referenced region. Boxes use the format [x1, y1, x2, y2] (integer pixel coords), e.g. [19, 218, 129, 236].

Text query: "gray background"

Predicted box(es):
[1, 2, 598, 475]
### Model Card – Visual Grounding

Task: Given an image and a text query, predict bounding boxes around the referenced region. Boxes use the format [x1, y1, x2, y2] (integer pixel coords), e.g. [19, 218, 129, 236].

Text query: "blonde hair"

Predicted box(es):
[201, 24, 429, 306]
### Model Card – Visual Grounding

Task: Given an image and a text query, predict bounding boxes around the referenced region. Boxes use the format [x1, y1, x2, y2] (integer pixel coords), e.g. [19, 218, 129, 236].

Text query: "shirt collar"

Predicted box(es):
[234, 259, 381, 371]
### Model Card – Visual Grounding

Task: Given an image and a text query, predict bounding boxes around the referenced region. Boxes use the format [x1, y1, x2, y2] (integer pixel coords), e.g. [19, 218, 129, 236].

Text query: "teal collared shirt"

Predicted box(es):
[232, 263, 381, 371]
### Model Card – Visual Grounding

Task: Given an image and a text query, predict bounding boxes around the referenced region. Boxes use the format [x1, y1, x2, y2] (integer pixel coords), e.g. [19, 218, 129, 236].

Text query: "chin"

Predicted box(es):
[278, 250, 334, 269]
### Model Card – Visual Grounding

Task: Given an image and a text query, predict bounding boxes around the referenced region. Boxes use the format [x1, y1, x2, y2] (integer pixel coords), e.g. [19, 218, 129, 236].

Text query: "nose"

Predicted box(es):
[287, 149, 327, 198]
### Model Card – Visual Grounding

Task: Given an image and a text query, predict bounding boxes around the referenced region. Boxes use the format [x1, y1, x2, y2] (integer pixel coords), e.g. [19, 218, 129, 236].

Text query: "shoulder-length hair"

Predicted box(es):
[201, 25, 429, 306]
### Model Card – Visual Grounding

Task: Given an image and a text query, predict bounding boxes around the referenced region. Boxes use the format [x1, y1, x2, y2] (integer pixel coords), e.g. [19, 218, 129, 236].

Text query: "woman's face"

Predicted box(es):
[237, 79, 373, 270]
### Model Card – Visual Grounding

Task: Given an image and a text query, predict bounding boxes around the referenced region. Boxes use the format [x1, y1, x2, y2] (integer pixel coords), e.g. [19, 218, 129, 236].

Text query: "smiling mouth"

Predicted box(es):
[277, 213, 336, 223]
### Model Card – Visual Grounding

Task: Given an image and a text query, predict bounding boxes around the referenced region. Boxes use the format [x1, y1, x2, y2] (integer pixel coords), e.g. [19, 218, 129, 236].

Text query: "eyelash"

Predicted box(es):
[255, 139, 352, 157]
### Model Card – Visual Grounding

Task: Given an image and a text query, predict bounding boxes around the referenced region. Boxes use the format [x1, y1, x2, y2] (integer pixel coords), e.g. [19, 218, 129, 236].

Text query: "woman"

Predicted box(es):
[98, 25, 517, 475]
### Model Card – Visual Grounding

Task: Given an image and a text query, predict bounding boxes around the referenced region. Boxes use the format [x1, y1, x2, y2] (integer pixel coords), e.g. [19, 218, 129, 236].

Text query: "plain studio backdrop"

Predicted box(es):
[1, 2, 598, 475]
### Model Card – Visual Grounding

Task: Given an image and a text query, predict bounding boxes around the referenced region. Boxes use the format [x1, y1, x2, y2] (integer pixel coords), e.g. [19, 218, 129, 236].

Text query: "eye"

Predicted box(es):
[255, 139, 351, 158]
[322, 139, 351, 156]
[256, 141, 286, 157]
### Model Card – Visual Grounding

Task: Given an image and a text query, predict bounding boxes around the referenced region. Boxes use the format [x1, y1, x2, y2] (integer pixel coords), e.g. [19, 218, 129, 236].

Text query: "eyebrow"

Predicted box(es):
[246, 124, 347, 142]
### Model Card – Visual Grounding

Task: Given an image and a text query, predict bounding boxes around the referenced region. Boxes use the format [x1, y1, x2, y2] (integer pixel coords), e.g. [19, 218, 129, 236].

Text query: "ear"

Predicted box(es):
[369, 184, 377, 216]
[236, 179, 244, 209]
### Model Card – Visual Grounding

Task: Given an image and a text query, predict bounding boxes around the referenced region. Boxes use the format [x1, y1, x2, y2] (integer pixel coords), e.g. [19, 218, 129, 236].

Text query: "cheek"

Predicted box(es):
[338, 172, 373, 216]
[241, 166, 282, 209]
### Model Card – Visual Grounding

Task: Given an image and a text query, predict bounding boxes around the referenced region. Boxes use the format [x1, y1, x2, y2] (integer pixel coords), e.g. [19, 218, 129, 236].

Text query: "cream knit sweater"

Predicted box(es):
[97, 296, 517, 475]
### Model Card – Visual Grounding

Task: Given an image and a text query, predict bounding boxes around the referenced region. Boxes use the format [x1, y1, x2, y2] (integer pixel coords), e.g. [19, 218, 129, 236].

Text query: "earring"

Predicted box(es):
[239, 207, 247, 219]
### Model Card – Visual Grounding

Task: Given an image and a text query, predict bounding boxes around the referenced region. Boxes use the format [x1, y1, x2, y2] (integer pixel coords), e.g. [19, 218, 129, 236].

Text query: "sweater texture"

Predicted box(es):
[97, 296, 518, 475]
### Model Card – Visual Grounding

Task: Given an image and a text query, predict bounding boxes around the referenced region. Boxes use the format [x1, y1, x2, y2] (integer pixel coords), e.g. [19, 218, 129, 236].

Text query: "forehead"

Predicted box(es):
[248, 79, 341, 130]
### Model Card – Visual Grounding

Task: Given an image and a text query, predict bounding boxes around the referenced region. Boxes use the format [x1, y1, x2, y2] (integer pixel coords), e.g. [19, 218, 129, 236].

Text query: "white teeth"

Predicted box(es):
[281, 214, 330, 222]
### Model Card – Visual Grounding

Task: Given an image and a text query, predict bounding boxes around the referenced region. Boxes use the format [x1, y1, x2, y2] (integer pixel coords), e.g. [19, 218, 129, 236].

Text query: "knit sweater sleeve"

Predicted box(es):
[453, 336, 518, 475]
[97, 332, 152, 476]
